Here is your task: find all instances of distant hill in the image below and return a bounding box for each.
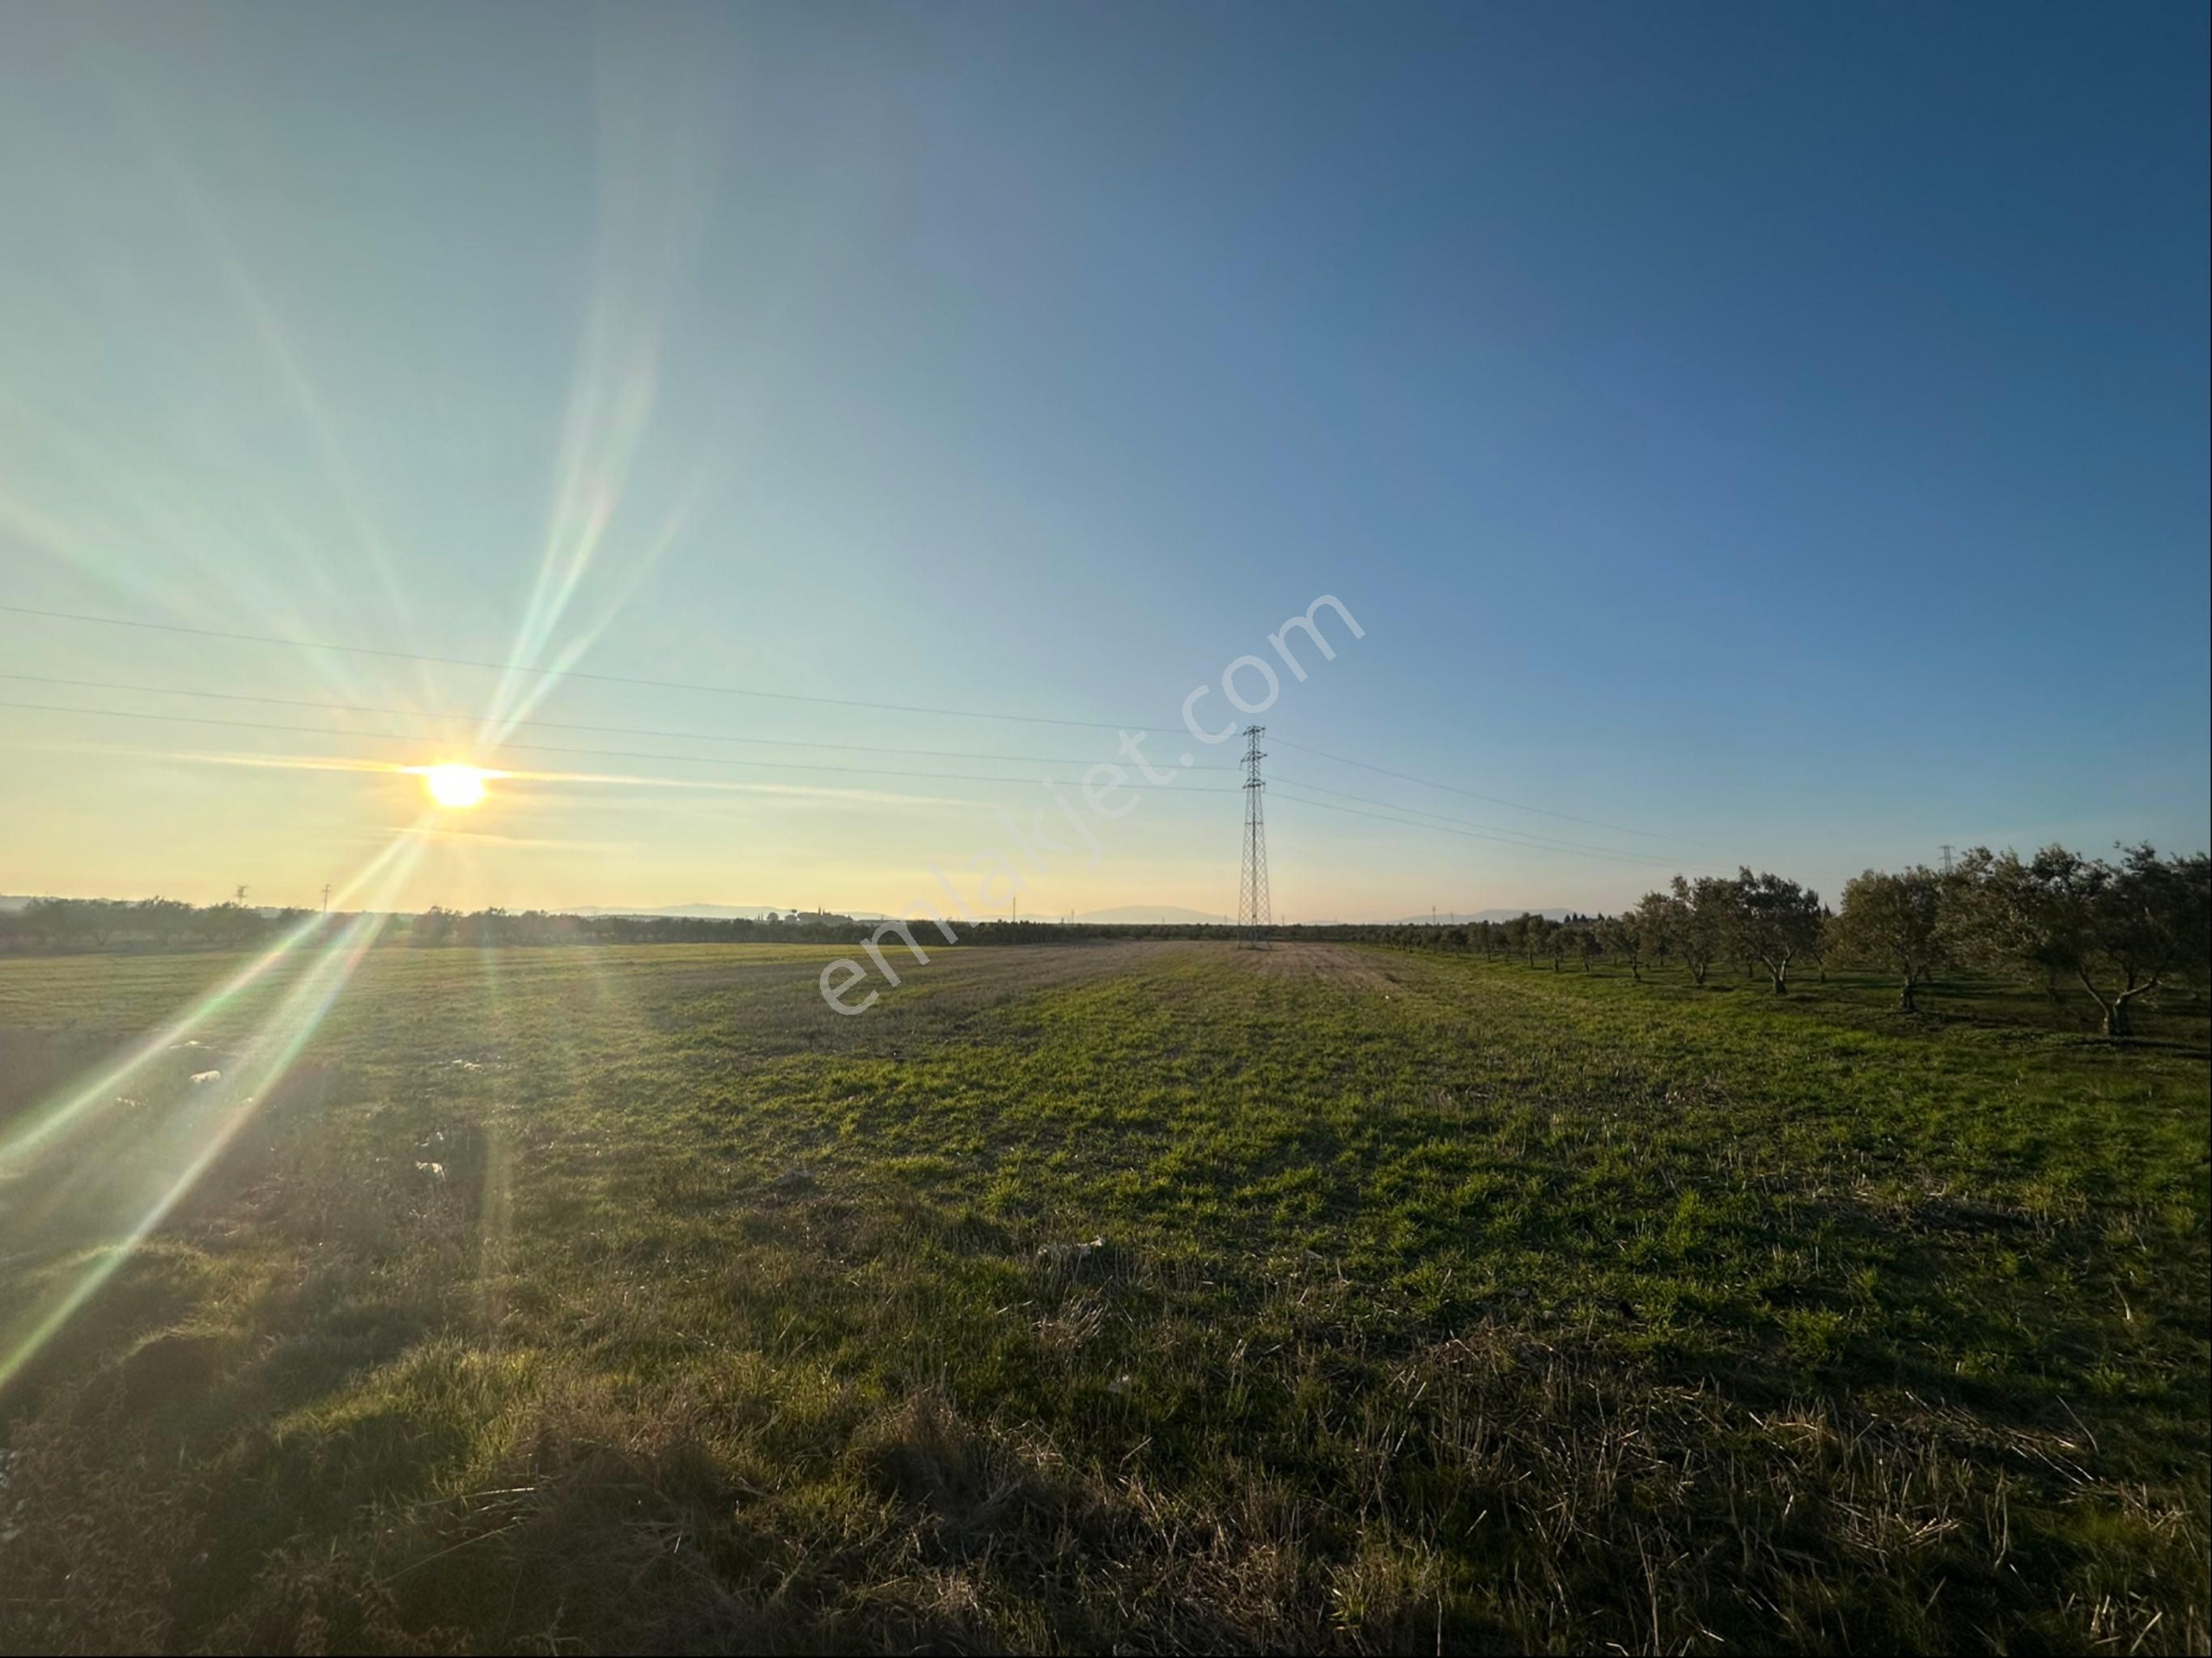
[563,903,888,921]
[1073,905,1233,925]
[563,903,769,918]
[1383,908,1577,925]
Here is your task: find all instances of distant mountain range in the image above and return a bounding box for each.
[1382,909,1577,925]
[563,903,843,920]
[1072,905,1232,925]
[560,902,1242,926]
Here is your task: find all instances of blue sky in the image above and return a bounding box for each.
[1,2,2205,919]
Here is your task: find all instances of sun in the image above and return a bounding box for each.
[421,764,490,809]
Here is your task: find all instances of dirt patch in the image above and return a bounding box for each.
[1239,942,1399,990]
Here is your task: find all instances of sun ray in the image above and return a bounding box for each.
[0,833,426,1394]
[0,827,423,1175]
[108,76,421,640]
[475,50,724,750]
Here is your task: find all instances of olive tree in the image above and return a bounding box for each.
[1670,875,1731,986]
[1507,914,1556,968]
[1948,844,2210,1036]
[1635,889,1683,974]
[1603,910,1648,980]
[1499,914,1529,964]
[1830,866,1948,1011]
[1575,923,1603,973]
[1725,868,1824,994]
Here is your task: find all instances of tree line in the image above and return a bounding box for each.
[6,842,2203,1037]
[0,897,304,953]
[1373,845,2208,1037]
[0,901,878,954]
[0,901,1244,955]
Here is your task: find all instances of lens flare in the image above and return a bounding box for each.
[0,828,428,1396]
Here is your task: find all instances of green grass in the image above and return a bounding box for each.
[0,940,2205,1653]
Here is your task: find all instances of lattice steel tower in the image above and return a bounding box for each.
[1237,724,1271,948]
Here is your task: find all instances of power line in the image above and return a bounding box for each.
[1273,771,1734,868]
[1268,787,1715,871]
[0,605,1720,854]
[0,603,1187,736]
[2,606,1722,852]
[0,697,1730,869]
[0,698,1234,794]
[0,697,1743,884]
[1270,736,1726,850]
[0,671,1242,773]
[1272,787,1701,870]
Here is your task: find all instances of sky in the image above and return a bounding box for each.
[1,1,2205,922]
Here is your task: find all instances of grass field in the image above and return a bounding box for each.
[1,940,2205,1654]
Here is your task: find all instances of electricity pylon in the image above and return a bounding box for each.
[1237,724,1271,948]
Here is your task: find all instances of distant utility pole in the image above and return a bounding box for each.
[1237,724,1271,948]
[321,883,332,914]
[234,884,248,905]
[1938,844,1955,875]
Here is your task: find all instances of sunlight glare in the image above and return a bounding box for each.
[422,764,490,809]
